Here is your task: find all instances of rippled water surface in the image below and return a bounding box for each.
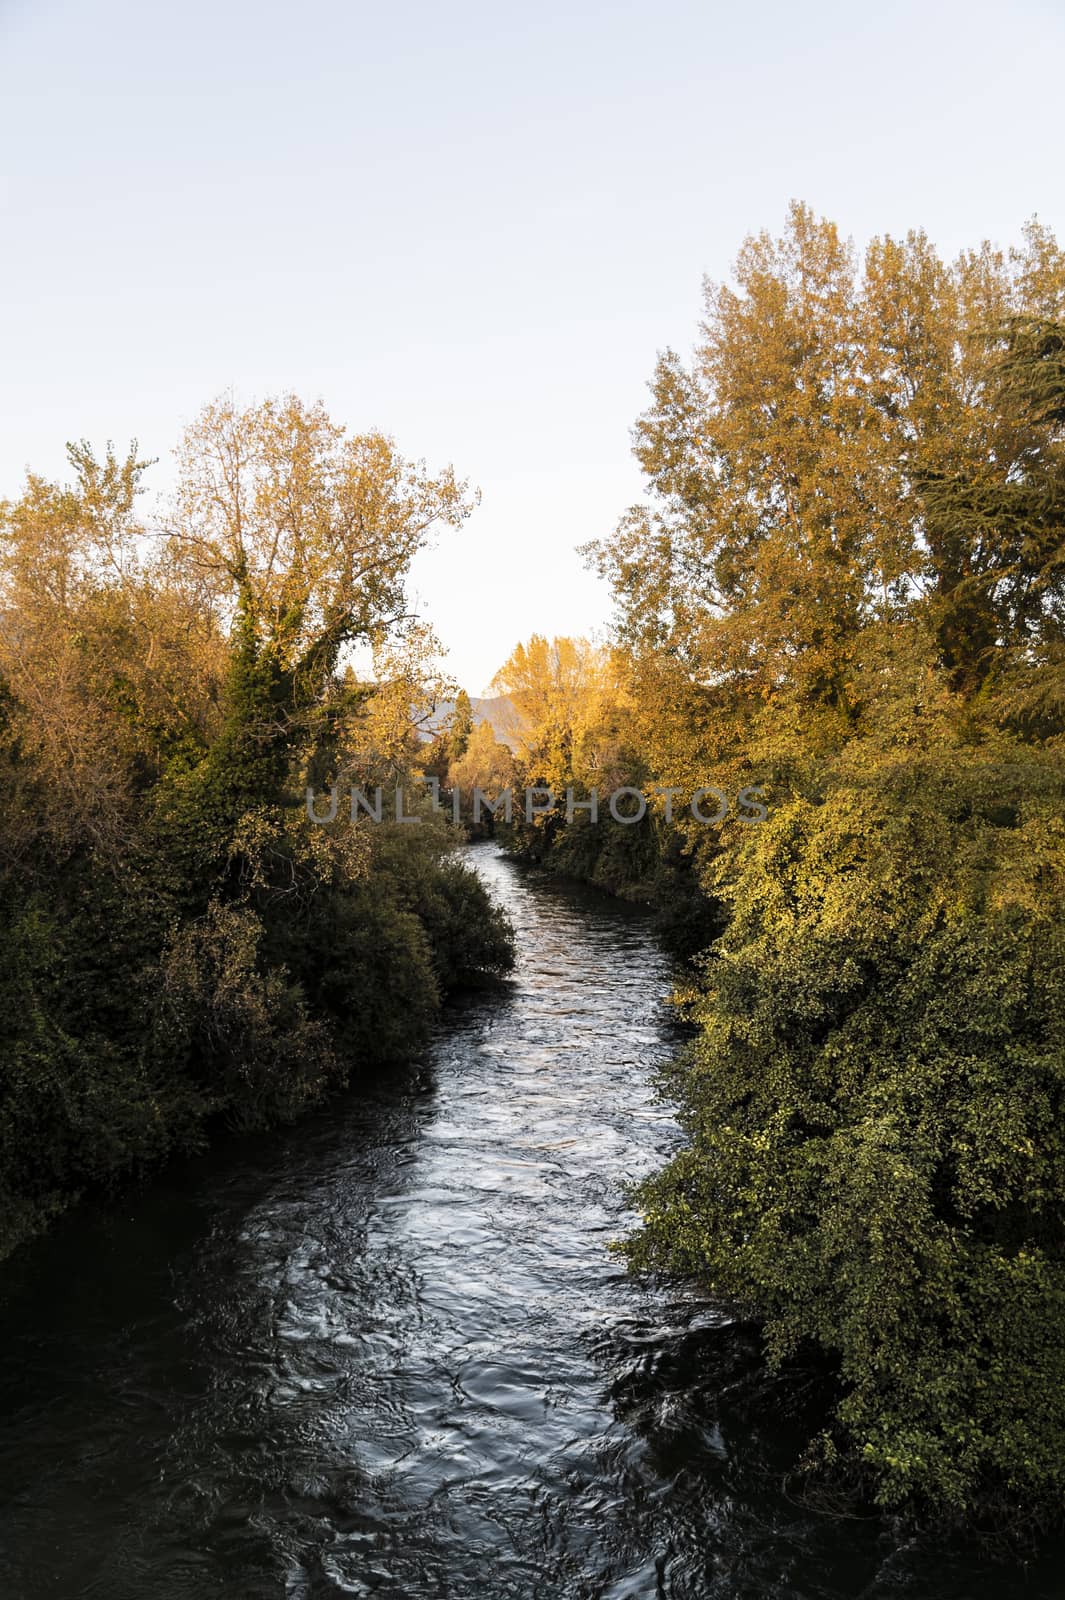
[1,846,1063,1598]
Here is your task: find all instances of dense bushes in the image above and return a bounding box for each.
[624,727,1065,1521]
[0,399,515,1263]
[0,824,512,1261]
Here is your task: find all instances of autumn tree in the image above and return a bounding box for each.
[132,394,473,898]
[447,718,515,820]
[863,222,1065,694]
[489,634,636,795]
[0,443,225,860]
[588,205,1065,769]
[163,395,471,799]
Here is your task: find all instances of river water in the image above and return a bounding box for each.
[0,845,1062,1598]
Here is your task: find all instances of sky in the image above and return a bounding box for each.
[1,0,1063,693]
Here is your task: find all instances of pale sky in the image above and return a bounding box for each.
[2,0,1063,692]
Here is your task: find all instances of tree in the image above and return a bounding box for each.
[589,205,890,720]
[169,395,473,682]
[587,207,1065,749]
[863,224,1065,694]
[449,689,474,762]
[0,442,224,860]
[447,718,515,817]
[155,396,476,874]
[490,634,631,793]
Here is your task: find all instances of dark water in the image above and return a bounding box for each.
[1,845,1062,1599]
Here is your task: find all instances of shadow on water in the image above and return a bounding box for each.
[1,844,1063,1598]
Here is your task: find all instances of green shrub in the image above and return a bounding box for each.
[625,736,1065,1521]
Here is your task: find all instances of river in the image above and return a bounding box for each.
[0,844,1061,1598]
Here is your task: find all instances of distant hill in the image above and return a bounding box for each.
[420,695,524,751]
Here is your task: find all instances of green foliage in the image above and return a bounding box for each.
[0,880,195,1261]
[399,853,516,992]
[625,729,1065,1521]
[156,898,338,1129]
[526,809,654,895]
[449,689,474,762]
